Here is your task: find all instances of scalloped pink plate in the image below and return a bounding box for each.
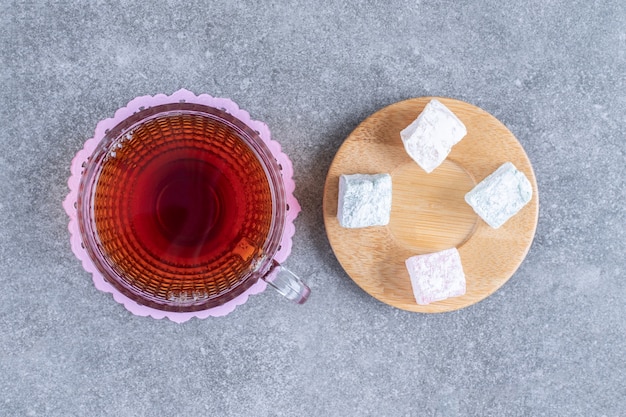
[63,89,300,322]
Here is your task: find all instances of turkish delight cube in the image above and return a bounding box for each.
[400,99,467,173]
[464,162,532,229]
[405,248,466,305]
[337,173,392,228]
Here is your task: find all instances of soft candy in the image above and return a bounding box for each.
[405,248,466,305]
[464,162,532,229]
[400,99,467,173]
[337,173,392,228]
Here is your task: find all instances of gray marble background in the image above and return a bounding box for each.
[1,1,624,416]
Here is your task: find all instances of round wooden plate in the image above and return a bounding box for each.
[323,97,539,312]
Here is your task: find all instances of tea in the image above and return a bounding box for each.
[90,113,275,309]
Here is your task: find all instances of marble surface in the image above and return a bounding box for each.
[1,1,624,416]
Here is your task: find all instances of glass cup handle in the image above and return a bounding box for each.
[262,260,310,304]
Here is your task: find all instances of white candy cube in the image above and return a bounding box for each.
[400,99,467,173]
[337,173,392,228]
[465,162,532,229]
[405,248,466,305]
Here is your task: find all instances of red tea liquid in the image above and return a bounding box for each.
[92,113,274,309]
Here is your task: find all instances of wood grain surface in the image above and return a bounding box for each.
[323,97,539,312]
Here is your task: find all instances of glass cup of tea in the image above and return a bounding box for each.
[74,100,310,313]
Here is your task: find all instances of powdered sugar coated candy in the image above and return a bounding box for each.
[405,248,466,305]
[337,173,392,228]
[400,99,467,173]
[464,162,532,229]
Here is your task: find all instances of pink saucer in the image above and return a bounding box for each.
[63,89,300,322]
